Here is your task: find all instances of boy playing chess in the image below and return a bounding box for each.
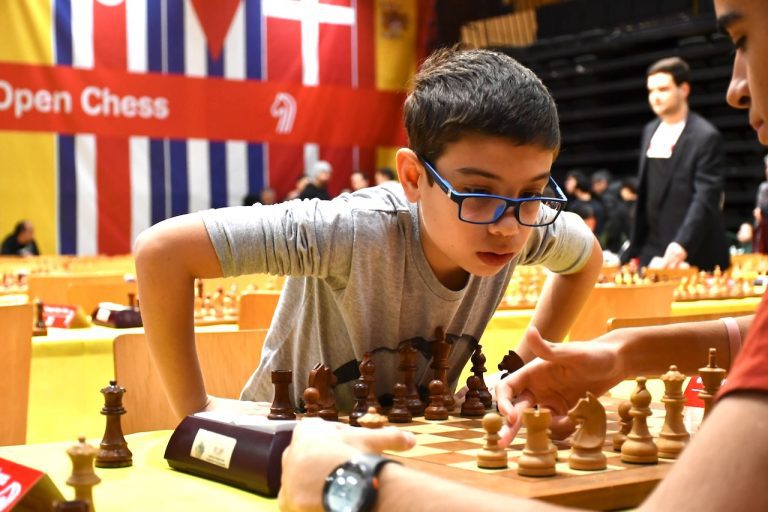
[279,1,768,510]
[134,47,602,417]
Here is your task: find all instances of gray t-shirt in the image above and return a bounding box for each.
[201,182,594,411]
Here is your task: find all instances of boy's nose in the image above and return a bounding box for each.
[486,208,520,237]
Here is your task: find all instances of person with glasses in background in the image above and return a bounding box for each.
[133,47,602,425]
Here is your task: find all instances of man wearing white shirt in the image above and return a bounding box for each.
[623,57,730,271]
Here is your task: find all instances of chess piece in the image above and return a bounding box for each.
[612,400,632,452]
[303,387,320,418]
[33,298,47,336]
[308,363,338,421]
[498,350,525,380]
[460,375,486,418]
[621,377,658,464]
[567,392,607,471]
[657,365,690,459]
[476,412,508,469]
[349,380,370,427]
[358,406,388,429]
[430,327,455,411]
[359,353,379,411]
[471,344,492,409]
[95,380,132,468]
[424,379,448,420]
[67,437,101,511]
[388,383,412,423]
[517,406,557,477]
[698,348,727,419]
[398,343,424,416]
[268,370,296,420]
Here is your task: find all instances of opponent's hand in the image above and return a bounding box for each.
[278,419,415,512]
[495,327,625,446]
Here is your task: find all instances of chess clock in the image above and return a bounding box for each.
[322,454,399,512]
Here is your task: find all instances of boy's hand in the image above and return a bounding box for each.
[495,327,625,446]
[278,419,416,512]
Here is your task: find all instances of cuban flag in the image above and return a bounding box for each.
[50,0,380,255]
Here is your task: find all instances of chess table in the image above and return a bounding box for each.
[383,397,676,511]
[2,394,702,511]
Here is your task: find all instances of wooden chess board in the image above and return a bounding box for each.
[382,398,674,511]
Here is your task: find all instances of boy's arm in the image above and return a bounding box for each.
[134,213,228,418]
[516,237,603,362]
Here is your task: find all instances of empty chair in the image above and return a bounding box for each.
[113,329,268,434]
[0,303,33,445]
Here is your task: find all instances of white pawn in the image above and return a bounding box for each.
[476,413,507,469]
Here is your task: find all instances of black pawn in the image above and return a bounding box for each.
[303,387,320,418]
[388,383,412,423]
[424,380,448,421]
[349,380,370,427]
[460,375,486,417]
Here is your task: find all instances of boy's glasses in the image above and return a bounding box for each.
[417,154,567,227]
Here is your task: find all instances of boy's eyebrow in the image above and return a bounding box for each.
[455,167,551,183]
[717,11,743,33]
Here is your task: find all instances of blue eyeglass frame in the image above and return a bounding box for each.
[416,154,568,226]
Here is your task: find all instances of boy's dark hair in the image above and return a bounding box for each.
[646,57,690,86]
[404,47,560,163]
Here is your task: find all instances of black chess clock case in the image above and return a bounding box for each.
[164,415,295,497]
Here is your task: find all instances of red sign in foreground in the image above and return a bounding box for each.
[0,457,64,511]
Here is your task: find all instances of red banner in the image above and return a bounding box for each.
[0,62,407,147]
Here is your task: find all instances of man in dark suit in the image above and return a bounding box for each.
[623,57,730,271]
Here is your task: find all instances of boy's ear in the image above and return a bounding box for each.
[396,148,424,202]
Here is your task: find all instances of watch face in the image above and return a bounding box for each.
[324,465,368,512]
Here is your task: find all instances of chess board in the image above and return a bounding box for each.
[382,398,675,511]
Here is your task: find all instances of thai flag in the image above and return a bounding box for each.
[52,0,374,255]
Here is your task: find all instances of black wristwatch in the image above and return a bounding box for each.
[322,454,399,512]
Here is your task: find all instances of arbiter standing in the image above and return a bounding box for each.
[623,57,730,271]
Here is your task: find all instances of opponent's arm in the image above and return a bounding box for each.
[640,392,768,512]
[278,419,569,512]
[517,237,603,362]
[134,213,223,418]
[497,315,752,444]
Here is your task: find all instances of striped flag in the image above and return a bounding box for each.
[0,0,425,255]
